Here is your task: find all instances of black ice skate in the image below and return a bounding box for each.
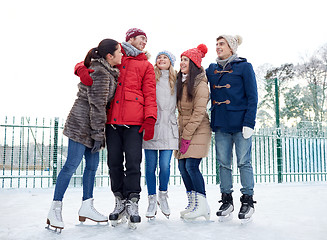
[125,193,141,229]
[109,192,127,227]
[238,194,256,224]
[216,193,234,222]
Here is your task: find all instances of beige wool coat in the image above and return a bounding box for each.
[175,70,211,159]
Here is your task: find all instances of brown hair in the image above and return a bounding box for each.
[84,38,119,68]
[176,59,202,102]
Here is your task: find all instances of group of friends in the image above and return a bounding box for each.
[46,27,258,231]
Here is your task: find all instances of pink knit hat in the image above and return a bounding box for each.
[181,44,208,68]
[125,28,147,42]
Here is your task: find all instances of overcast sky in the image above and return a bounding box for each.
[1,0,327,119]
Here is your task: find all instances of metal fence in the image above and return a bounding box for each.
[0,116,326,188]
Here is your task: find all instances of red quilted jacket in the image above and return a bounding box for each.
[106,46,157,125]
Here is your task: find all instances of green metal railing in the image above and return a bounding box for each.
[0,116,326,188]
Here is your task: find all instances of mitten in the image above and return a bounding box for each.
[138,117,156,141]
[242,126,254,139]
[91,140,102,153]
[74,61,94,86]
[180,138,191,154]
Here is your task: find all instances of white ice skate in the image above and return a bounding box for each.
[183,193,211,221]
[46,201,64,233]
[125,194,141,230]
[158,191,170,219]
[78,198,108,223]
[180,191,195,218]
[109,193,127,227]
[146,194,157,220]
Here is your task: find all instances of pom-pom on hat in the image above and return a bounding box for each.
[125,28,147,42]
[219,35,243,54]
[156,50,176,67]
[181,44,208,68]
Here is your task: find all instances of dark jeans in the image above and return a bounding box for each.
[178,158,206,195]
[106,124,143,199]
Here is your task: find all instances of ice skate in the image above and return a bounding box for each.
[125,193,141,229]
[78,198,108,223]
[238,194,256,224]
[157,191,170,218]
[183,192,211,221]
[45,201,64,233]
[109,192,127,227]
[216,193,234,222]
[146,194,157,220]
[180,191,195,218]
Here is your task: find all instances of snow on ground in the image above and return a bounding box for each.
[1,182,327,240]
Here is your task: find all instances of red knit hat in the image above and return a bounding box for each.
[125,28,147,42]
[181,44,208,68]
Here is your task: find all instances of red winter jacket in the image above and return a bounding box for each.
[107,46,157,125]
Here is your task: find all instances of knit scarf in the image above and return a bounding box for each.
[121,42,143,57]
[216,54,238,69]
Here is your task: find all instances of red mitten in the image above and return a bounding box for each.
[180,138,191,154]
[138,117,156,141]
[74,61,94,86]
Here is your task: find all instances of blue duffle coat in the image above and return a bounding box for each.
[206,57,258,133]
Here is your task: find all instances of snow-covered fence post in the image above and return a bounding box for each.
[52,118,59,185]
[275,78,283,183]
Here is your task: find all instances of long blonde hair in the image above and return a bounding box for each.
[154,64,177,95]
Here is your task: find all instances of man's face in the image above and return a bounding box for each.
[216,38,233,60]
[129,35,147,51]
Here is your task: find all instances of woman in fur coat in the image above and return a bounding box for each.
[46,39,122,232]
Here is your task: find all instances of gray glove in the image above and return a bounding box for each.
[91,140,102,153]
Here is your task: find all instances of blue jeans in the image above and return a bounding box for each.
[178,158,206,195]
[144,149,172,195]
[215,129,254,196]
[53,139,99,201]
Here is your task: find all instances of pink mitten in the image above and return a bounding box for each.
[180,138,191,154]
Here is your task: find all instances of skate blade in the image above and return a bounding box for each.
[240,217,253,225]
[146,216,156,221]
[218,213,233,222]
[45,225,63,234]
[128,221,137,230]
[111,216,127,227]
[161,212,170,219]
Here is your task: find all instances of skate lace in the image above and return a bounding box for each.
[90,204,104,216]
[113,199,125,214]
[147,195,156,212]
[190,198,199,212]
[219,201,232,210]
[159,194,169,210]
[126,200,139,216]
[185,192,193,209]
[54,207,63,222]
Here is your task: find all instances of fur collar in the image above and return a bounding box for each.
[194,68,207,87]
[93,58,120,78]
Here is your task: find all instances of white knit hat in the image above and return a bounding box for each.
[219,35,243,54]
